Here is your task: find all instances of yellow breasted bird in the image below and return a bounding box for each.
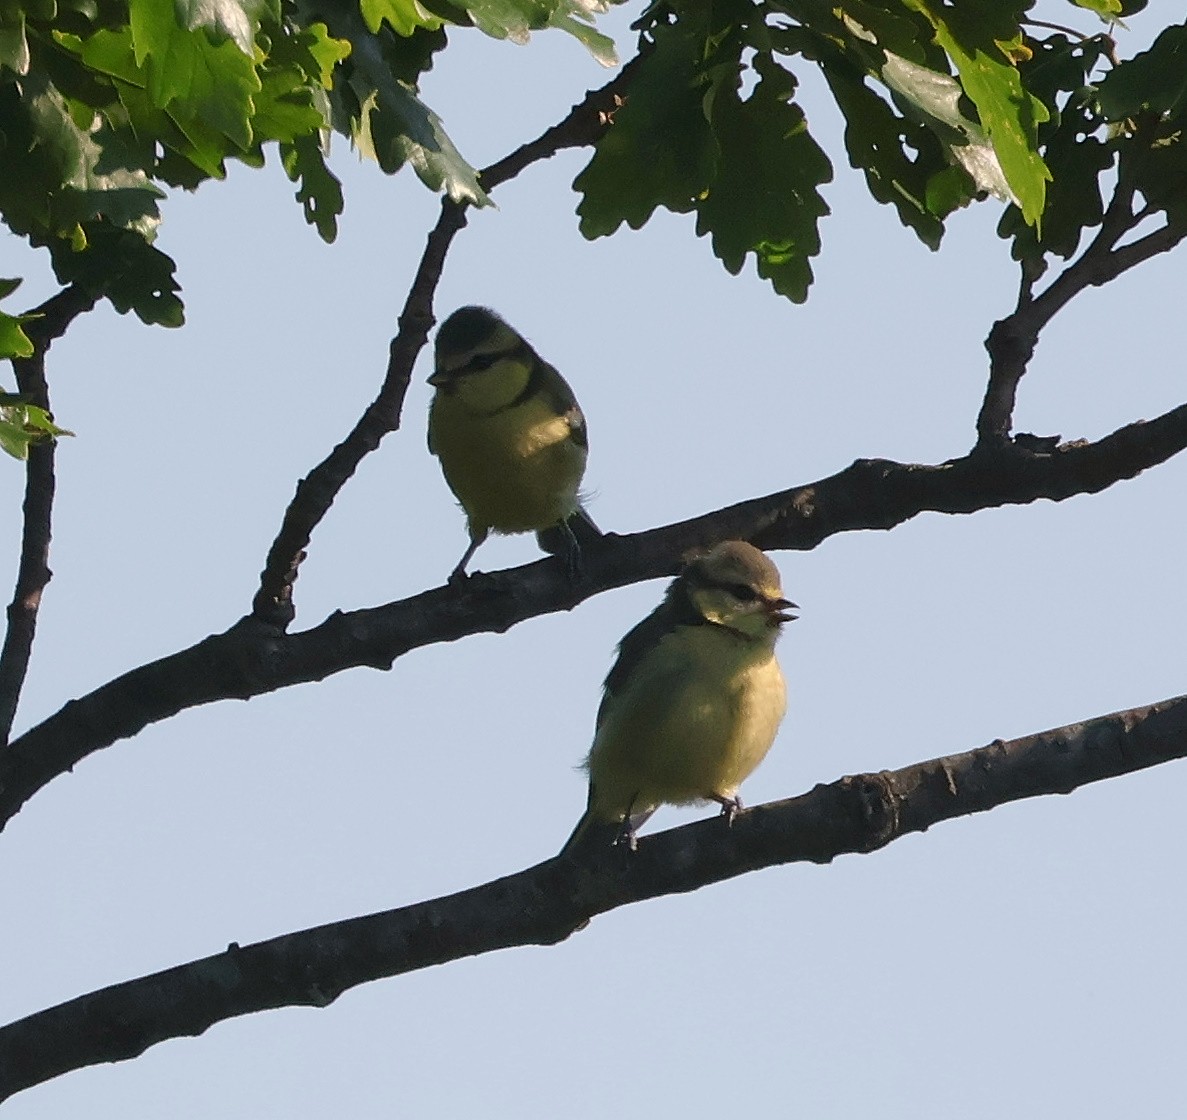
[428,306,596,581]
[561,540,796,855]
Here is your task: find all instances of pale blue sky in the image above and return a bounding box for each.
[3,5,1186,1117]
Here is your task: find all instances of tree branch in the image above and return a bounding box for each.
[249,197,466,627]
[2,401,1185,830]
[250,65,638,628]
[0,286,97,743]
[3,689,1185,1102]
[976,138,1185,448]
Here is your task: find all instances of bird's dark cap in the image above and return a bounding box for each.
[435,306,505,356]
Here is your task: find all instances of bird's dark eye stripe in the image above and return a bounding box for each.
[458,342,526,376]
[698,577,761,602]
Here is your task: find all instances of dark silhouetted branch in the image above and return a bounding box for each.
[0,286,97,742]
[976,137,1186,448]
[3,400,1186,830]
[3,689,1185,1102]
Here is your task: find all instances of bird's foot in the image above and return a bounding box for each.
[613,819,639,852]
[710,794,742,827]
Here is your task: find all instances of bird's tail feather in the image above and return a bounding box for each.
[537,504,602,558]
[558,806,656,858]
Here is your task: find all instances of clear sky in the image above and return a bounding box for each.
[3,4,1186,1117]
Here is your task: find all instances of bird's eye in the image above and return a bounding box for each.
[468,352,499,372]
[730,583,758,602]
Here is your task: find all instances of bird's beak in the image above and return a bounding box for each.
[768,597,798,624]
[427,368,450,387]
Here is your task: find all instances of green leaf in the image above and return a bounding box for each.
[353,79,486,203]
[575,15,719,237]
[0,9,30,74]
[0,280,35,360]
[459,0,616,66]
[881,51,1014,204]
[547,7,615,68]
[55,226,184,326]
[0,315,32,358]
[0,315,33,360]
[252,63,325,141]
[1068,0,1121,15]
[997,33,1114,269]
[820,58,947,248]
[1096,22,1187,122]
[359,0,444,37]
[904,0,1051,224]
[0,400,72,459]
[298,21,352,85]
[128,0,260,149]
[346,27,487,205]
[696,54,831,302]
[281,133,343,241]
[0,417,35,459]
[578,6,831,302]
[18,69,164,236]
[175,0,278,54]
[770,3,967,246]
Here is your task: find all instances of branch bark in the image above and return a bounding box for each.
[0,286,97,742]
[3,689,1184,1103]
[976,131,1186,448]
[2,402,1185,831]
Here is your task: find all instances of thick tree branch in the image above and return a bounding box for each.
[1,402,1185,831]
[0,286,97,743]
[250,65,638,628]
[2,690,1185,1102]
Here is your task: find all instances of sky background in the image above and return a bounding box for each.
[3,3,1187,1117]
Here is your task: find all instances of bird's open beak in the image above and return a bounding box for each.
[768,597,798,624]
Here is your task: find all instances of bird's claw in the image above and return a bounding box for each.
[715,796,742,827]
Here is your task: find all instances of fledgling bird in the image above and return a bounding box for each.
[561,540,796,855]
[428,306,596,581]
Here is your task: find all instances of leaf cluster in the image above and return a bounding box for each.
[574,1,1187,301]
[995,19,1187,278]
[0,0,619,322]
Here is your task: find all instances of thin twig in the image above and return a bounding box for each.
[1022,18,1091,41]
[4,399,1187,831]
[2,688,1184,1101]
[249,198,467,626]
[0,286,97,742]
[251,65,639,628]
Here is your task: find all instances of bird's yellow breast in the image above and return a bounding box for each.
[429,382,584,534]
[586,624,786,821]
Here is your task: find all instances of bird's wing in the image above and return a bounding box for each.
[536,359,588,450]
[596,602,677,730]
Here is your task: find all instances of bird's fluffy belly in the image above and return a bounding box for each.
[432,402,583,532]
[588,631,786,816]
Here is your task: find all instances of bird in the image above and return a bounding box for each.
[428,306,597,581]
[561,540,796,855]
